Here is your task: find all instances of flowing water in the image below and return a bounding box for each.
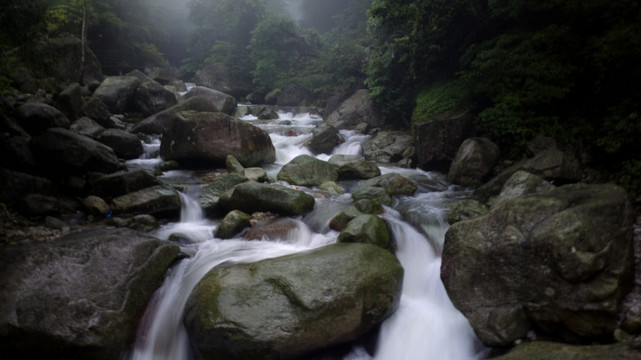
[127,107,487,360]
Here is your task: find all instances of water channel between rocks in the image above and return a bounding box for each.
[126,107,488,360]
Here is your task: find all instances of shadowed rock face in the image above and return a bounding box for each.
[184,243,403,360]
[441,183,634,346]
[160,111,275,168]
[0,228,180,359]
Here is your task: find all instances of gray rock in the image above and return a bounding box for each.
[338,215,391,250]
[357,173,417,196]
[226,155,244,173]
[441,183,634,346]
[90,169,161,199]
[243,167,268,182]
[198,173,248,217]
[54,82,83,119]
[318,181,345,195]
[127,214,160,232]
[490,170,555,206]
[277,155,339,187]
[351,186,393,207]
[184,243,403,360]
[223,182,315,216]
[134,80,178,116]
[362,130,413,164]
[31,128,122,174]
[81,96,112,127]
[112,185,181,219]
[325,89,384,130]
[242,218,300,241]
[82,195,110,216]
[132,96,220,134]
[414,111,474,172]
[329,154,381,180]
[0,228,179,359]
[160,111,275,168]
[70,116,105,138]
[93,76,141,114]
[215,210,251,239]
[0,168,53,203]
[18,194,60,217]
[17,102,70,134]
[491,341,640,360]
[447,137,500,186]
[308,123,342,154]
[183,86,237,115]
[446,199,489,224]
[96,128,143,160]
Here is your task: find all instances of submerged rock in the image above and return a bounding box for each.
[441,183,634,346]
[0,228,179,360]
[184,243,403,360]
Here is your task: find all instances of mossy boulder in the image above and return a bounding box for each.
[131,96,219,134]
[277,155,339,187]
[328,154,381,180]
[223,182,315,216]
[357,173,417,196]
[198,173,248,217]
[215,210,252,239]
[446,199,489,224]
[112,185,181,219]
[184,243,403,360]
[338,215,391,250]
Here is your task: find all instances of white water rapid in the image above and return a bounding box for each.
[127,107,487,360]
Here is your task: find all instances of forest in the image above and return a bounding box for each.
[1,0,640,194]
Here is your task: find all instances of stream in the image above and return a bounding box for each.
[127,107,487,360]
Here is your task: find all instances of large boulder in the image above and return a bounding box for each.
[70,117,105,138]
[489,170,555,207]
[223,182,315,216]
[325,89,384,130]
[183,86,237,115]
[96,129,143,160]
[90,169,161,199]
[328,154,381,180]
[446,137,500,186]
[160,111,275,168]
[111,185,182,218]
[0,168,53,204]
[0,117,35,172]
[277,155,339,187]
[81,96,112,127]
[0,228,179,360]
[441,183,634,346]
[16,102,70,135]
[131,96,219,134]
[54,82,83,119]
[184,243,403,360]
[308,123,342,155]
[414,111,474,172]
[215,210,252,239]
[475,149,582,201]
[93,76,141,114]
[338,215,391,250]
[134,80,178,116]
[362,131,414,165]
[31,128,122,174]
[356,173,418,196]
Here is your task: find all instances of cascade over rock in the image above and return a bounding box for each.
[441,183,634,346]
[184,243,403,360]
[0,228,180,360]
[160,111,275,168]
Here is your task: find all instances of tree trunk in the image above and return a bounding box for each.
[80,0,88,84]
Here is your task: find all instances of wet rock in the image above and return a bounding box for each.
[82,195,110,217]
[325,89,384,130]
[226,154,244,174]
[441,183,634,346]
[414,111,474,172]
[112,185,181,219]
[338,215,391,250]
[446,199,489,225]
[31,128,122,174]
[489,171,555,207]
[134,80,178,116]
[277,155,339,187]
[184,243,403,360]
[160,111,276,168]
[475,149,582,201]
[16,102,70,134]
[96,128,144,160]
[447,137,500,186]
[351,186,393,207]
[242,218,300,241]
[491,341,640,360]
[357,173,417,196]
[329,154,381,180]
[0,228,180,360]
[183,86,237,115]
[223,182,315,216]
[81,96,112,127]
[93,76,141,114]
[54,82,83,119]
[198,173,248,217]
[127,214,160,232]
[69,116,105,138]
[90,169,161,199]
[243,167,268,182]
[330,205,365,231]
[319,181,345,195]
[308,123,342,155]
[215,210,252,239]
[361,131,413,165]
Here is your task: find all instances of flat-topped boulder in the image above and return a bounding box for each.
[277,155,339,186]
[222,182,315,216]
